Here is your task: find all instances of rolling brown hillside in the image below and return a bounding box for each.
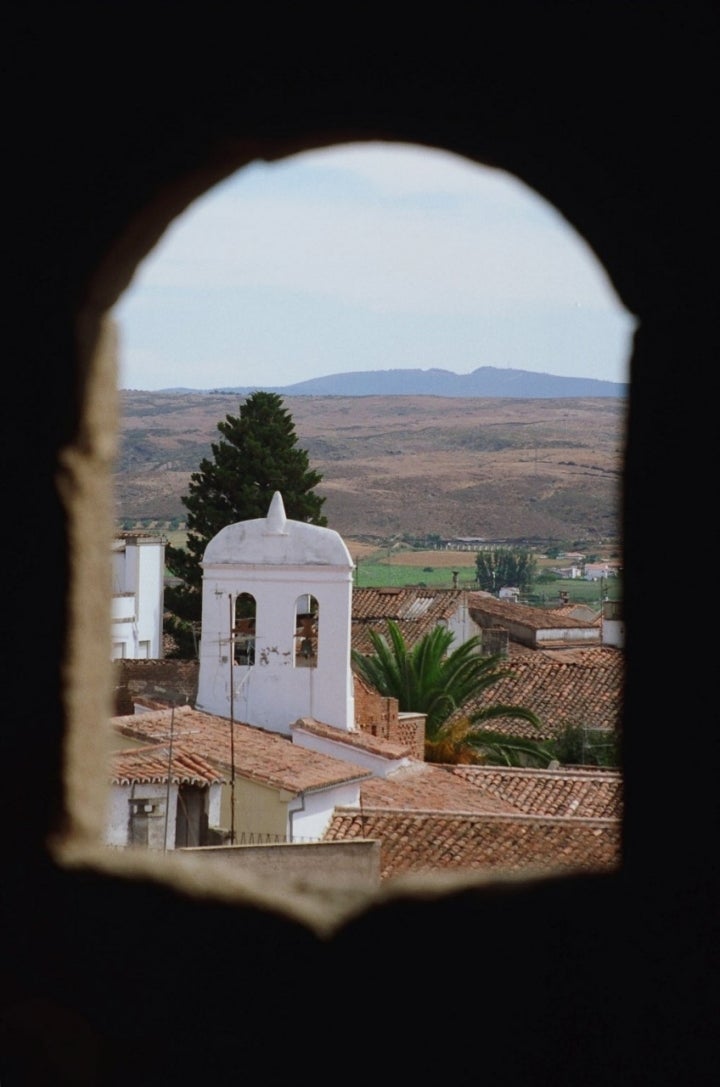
[116,392,626,545]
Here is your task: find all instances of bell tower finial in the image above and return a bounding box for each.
[265,492,287,535]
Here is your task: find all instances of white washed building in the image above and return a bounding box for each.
[105,743,224,850]
[111,532,166,659]
[196,492,356,736]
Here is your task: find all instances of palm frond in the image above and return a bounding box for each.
[352,619,542,760]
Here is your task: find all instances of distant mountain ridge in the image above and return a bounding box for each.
[156,366,627,399]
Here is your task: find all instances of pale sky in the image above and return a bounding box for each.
[115,141,636,391]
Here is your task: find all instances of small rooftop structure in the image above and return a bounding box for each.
[352,586,481,654]
[468,591,603,650]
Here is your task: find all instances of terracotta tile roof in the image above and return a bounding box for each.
[323,808,620,880]
[358,761,519,814]
[111,706,372,796]
[351,587,469,653]
[550,603,602,625]
[291,717,412,759]
[446,765,623,818]
[110,744,225,786]
[467,591,601,632]
[447,644,624,739]
[323,752,622,880]
[353,760,620,819]
[353,586,465,622]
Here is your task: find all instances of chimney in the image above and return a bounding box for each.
[482,628,510,658]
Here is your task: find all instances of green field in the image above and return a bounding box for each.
[355,561,476,590]
[354,559,620,605]
[157,530,620,608]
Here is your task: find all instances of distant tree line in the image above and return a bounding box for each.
[474,547,538,593]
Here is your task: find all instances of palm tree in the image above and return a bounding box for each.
[454,723,556,768]
[351,620,543,764]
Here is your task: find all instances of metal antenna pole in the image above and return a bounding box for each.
[228,594,236,844]
[163,702,175,852]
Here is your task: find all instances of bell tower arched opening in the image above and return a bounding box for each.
[294,594,318,668]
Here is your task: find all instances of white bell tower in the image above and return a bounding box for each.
[196,492,356,735]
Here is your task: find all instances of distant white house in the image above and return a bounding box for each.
[111,532,166,659]
[552,566,582,580]
[584,562,615,581]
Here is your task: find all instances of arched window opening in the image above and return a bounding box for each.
[105,140,630,884]
[232,592,256,665]
[294,593,318,668]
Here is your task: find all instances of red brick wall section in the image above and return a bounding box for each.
[353,675,425,758]
[389,715,426,760]
[353,676,397,734]
[113,659,199,716]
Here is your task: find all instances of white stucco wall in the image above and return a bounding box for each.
[135,538,165,657]
[602,618,625,648]
[105,781,224,848]
[111,536,165,659]
[105,781,176,849]
[207,782,222,829]
[445,600,483,647]
[288,781,361,842]
[535,627,600,646]
[293,728,409,779]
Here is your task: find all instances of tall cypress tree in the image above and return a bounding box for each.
[164,392,326,656]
